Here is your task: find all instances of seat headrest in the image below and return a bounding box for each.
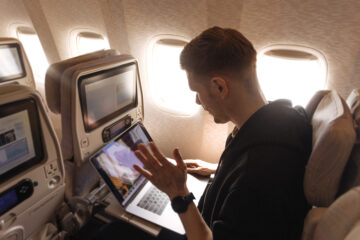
[305,90,331,119]
[338,89,360,195]
[45,49,119,114]
[346,89,360,137]
[313,187,360,240]
[0,38,35,89]
[45,51,141,163]
[304,91,356,207]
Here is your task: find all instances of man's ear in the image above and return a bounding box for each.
[210,77,229,99]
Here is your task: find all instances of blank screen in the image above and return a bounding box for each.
[80,63,138,131]
[0,45,24,81]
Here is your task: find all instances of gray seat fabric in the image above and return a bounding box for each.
[313,186,360,240]
[302,90,356,240]
[338,89,360,195]
[304,90,355,207]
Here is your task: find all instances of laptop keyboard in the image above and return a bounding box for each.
[137,187,169,215]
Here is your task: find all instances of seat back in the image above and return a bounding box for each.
[45,49,119,154]
[312,186,360,240]
[0,84,65,240]
[301,90,356,240]
[338,89,360,195]
[0,38,35,89]
[45,51,144,196]
[304,90,356,207]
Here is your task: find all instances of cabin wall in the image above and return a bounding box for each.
[239,0,360,98]
[36,0,107,60]
[0,0,32,37]
[0,0,359,163]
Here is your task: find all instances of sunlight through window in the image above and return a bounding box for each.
[17,27,49,84]
[257,47,327,107]
[76,32,110,56]
[151,39,199,116]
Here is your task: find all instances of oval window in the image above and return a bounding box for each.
[75,32,110,56]
[150,38,199,116]
[257,46,327,107]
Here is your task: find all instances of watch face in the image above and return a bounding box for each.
[171,192,195,213]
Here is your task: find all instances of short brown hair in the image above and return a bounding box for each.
[180,26,256,77]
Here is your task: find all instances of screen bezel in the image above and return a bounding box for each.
[0,43,26,83]
[0,98,44,183]
[90,121,152,206]
[78,62,138,132]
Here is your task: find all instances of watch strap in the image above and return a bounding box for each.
[171,192,195,213]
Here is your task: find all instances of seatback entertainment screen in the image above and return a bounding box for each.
[0,99,43,182]
[0,43,26,83]
[79,62,138,132]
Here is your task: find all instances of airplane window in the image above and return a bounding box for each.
[17,27,49,84]
[151,38,199,116]
[75,32,110,56]
[257,46,327,107]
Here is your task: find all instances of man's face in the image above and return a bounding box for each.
[187,72,228,124]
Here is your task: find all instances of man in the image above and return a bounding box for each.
[133,26,312,240]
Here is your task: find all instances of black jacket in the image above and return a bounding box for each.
[198,100,312,240]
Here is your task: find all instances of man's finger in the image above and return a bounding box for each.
[134,150,156,173]
[186,168,199,173]
[173,148,186,171]
[138,144,162,169]
[133,164,153,180]
[187,168,211,176]
[185,162,198,168]
[149,142,169,166]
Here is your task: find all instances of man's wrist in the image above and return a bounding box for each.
[169,188,190,200]
[171,192,195,214]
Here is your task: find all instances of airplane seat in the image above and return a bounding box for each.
[0,38,59,150]
[45,49,120,159]
[338,89,360,195]
[45,49,121,198]
[0,38,36,89]
[301,90,356,240]
[304,90,331,119]
[0,84,65,240]
[311,186,360,240]
[45,50,144,199]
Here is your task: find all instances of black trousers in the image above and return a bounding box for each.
[95,220,187,240]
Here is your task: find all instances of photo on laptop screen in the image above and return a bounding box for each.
[93,122,151,203]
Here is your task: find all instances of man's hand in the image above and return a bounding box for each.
[184,159,218,177]
[133,142,189,200]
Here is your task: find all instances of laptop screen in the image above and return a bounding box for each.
[91,122,152,205]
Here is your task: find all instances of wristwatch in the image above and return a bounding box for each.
[171,192,195,213]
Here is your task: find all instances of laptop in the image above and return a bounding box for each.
[90,121,208,234]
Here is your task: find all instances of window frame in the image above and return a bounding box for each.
[72,30,110,57]
[148,35,200,117]
[256,44,328,106]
